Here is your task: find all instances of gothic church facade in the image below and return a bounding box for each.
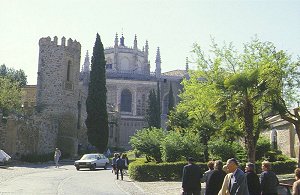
[0,34,187,157]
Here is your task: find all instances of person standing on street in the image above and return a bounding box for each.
[111,153,118,175]
[116,154,125,180]
[245,162,261,195]
[226,158,249,195]
[260,161,279,195]
[54,148,61,168]
[182,157,202,195]
[205,160,226,195]
[202,160,215,183]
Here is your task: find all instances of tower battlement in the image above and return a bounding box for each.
[39,36,81,50]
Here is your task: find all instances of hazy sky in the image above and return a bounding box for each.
[0,0,299,85]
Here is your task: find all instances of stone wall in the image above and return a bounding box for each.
[264,115,298,158]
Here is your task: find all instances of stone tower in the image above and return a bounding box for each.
[36,36,81,156]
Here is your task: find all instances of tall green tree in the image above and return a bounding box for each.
[156,81,161,128]
[85,33,108,152]
[146,89,160,128]
[167,84,174,115]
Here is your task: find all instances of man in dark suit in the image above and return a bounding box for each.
[182,157,202,195]
[245,162,261,195]
[205,160,226,195]
[226,158,249,195]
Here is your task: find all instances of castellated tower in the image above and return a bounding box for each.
[36,36,81,156]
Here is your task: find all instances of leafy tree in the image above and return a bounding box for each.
[269,56,300,166]
[85,33,108,153]
[0,77,22,114]
[0,64,27,87]
[178,37,288,162]
[129,127,166,162]
[167,109,191,131]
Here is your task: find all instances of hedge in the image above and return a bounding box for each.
[128,159,297,182]
[128,160,207,182]
[238,159,297,175]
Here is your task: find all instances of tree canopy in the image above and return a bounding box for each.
[0,77,22,114]
[172,37,297,162]
[0,64,27,87]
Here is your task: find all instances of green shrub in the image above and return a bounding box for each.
[271,160,297,174]
[160,130,204,162]
[208,140,246,162]
[240,159,297,175]
[160,131,185,162]
[128,159,207,181]
[129,127,166,162]
[256,137,272,160]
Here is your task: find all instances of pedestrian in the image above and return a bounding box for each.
[205,160,226,195]
[245,162,261,195]
[218,172,233,195]
[292,168,300,195]
[260,161,279,195]
[226,158,249,195]
[182,157,202,195]
[54,148,61,168]
[202,160,215,183]
[121,153,129,175]
[111,153,118,174]
[116,154,125,180]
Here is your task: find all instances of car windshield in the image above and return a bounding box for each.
[81,154,97,160]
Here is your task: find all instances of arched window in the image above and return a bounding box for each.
[67,60,72,81]
[270,129,278,150]
[121,89,132,112]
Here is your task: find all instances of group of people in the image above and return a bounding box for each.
[182,157,283,195]
[111,153,129,180]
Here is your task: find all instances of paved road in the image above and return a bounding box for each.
[0,164,129,195]
[0,163,205,194]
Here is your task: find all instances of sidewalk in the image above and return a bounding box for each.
[115,174,206,195]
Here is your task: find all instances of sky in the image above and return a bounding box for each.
[0,0,299,85]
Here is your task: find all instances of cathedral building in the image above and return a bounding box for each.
[79,33,188,149]
[0,34,188,157]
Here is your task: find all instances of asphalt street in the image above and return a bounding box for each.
[0,164,129,195]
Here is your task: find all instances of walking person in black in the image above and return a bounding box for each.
[116,154,125,180]
[205,160,226,195]
[245,162,261,195]
[182,157,202,195]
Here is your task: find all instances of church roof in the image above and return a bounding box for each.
[162,69,187,77]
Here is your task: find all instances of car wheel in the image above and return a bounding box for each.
[75,166,80,171]
[90,164,96,171]
[104,163,108,170]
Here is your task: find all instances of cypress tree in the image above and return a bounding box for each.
[85,33,108,153]
[146,89,158,128]
[156,81,161,128]
[167,83,174,115]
